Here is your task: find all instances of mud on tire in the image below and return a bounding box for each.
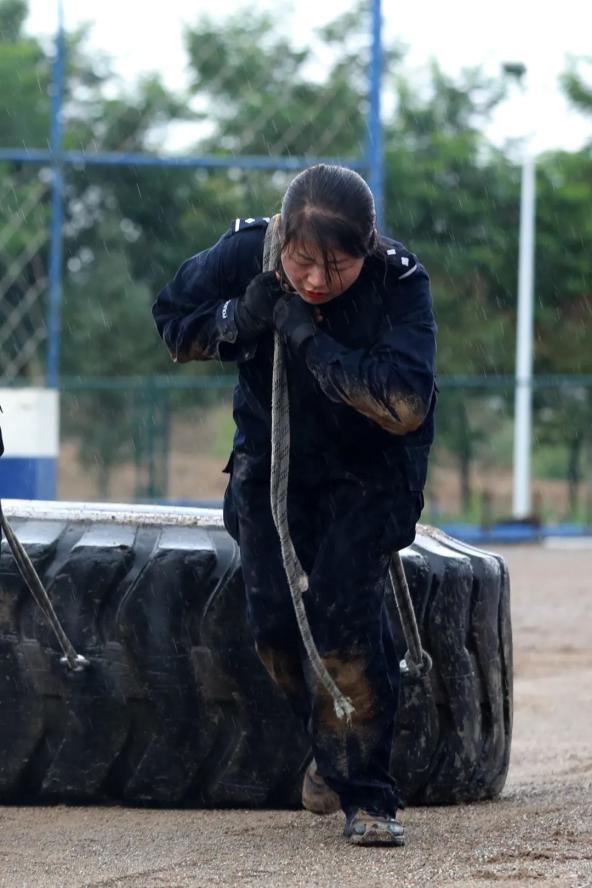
[0,501,512,806]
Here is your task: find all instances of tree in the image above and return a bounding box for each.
[183,5,374,159]
[379,64,521,505]
[534,149,592,374]
[384,64,519,376]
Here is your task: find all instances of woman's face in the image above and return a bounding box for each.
[281,241,364,305]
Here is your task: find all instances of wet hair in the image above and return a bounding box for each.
[279,164,383,286]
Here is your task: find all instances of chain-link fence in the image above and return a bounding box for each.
[59,376,234,503]
[0,167,50,380]
[57,375,592,527]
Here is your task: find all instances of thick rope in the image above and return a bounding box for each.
[389,553,432,677]
[266,216,354,721]
[0,500,89,671]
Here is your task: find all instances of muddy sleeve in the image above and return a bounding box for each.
[303,263,436,436]
[152,225,264,363]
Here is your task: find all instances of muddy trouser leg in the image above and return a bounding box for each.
[227,465,423,817]
[227,471,315,727]
[301,478,423,818]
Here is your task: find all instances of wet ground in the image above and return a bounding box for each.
[0,543,591,887]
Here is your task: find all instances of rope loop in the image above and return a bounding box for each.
[400,649,433,678]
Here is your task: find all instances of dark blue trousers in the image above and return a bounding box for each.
[224,449,423,816]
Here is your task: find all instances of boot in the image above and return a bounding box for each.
[301,759,341,815]
[344,809,405,846]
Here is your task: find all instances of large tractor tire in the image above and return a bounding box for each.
[0,500,512,807]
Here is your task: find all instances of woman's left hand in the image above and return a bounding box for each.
[273,294,318,352]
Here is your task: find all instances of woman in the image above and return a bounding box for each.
[153,164,437,846]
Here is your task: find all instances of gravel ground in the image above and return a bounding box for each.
[0,543,591,888]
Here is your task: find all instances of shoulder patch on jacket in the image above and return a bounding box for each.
[231,216,271,234]
[385,245,418,280]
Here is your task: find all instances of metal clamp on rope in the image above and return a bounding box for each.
[400,649,433,678]
[1,501,91,675]
[60,654,91,672]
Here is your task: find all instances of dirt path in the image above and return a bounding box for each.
[1,543,591,888]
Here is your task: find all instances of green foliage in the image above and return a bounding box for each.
[61,219,165,376]
[385,65,518,375]
[0,30,50,148]
[0,0,26,41]
[184,6,369,157]
[535,150,592,374]
[560,57,592,120]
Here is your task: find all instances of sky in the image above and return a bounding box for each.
[25,0,592,156]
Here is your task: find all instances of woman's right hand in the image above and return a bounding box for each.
[234,271,283,339]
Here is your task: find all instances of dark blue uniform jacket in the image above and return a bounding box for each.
[153,217,437,492]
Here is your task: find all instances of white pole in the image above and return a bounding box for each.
[512,155,536,518]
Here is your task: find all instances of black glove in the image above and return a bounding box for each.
[234,271,282,340]
[273,294,318,352]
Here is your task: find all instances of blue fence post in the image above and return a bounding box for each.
[46,0,65,390]
[367,0,384,232]
[39,0,66,499]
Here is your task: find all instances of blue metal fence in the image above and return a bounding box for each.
[50,373,592,538]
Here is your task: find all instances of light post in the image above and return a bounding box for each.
[503,63,536,520]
